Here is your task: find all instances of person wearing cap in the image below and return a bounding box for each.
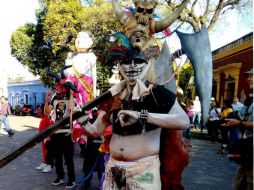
[78,49,189,189]
[224,68,253,190]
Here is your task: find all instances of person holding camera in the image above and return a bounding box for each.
[224,69,253,190]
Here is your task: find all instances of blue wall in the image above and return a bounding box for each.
[7,80,50,109]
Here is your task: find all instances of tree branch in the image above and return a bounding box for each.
[203,0,210,18]
[207,0,224,32]
[191,0,198,15]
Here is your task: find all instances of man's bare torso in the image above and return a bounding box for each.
[110,128,161,161]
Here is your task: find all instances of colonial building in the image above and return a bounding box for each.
[7,80,49,109]
[212,32,253,105]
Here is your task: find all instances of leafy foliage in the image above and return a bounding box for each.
[10,0,121,89]
[10,0,251,91]
[178,62,193,91]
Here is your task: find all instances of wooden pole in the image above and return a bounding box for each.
[0,90,112,169]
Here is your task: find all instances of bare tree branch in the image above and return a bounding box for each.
[191,0,198,15]
[207,0,225,31]
[223,0,240,7]
[203,0,210,18]
[164,0,246,32]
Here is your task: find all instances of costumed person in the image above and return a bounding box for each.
[65,31,97,105]
[45,66,79,189]
[35,104,54,173]
[78,48,190,189]
[106,1,193,189]
[64,31,97,154]
[77,0,213,188]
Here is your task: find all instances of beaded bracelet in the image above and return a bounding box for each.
[139,109,148,133]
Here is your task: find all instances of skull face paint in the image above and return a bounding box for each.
[119,58,148,81]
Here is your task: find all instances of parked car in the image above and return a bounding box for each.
[13,105,22,115]
[21,104,34,115]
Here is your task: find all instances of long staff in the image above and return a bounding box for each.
[0,90,112,169]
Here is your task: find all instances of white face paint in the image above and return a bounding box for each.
[75,31,93,51]
[119,59,148,81]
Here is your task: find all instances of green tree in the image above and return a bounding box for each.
[10,0,120,89]
[10,0,251,90]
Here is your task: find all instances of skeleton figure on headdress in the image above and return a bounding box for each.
[65,31,97,106]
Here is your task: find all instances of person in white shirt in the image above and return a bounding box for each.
[193,96,201,130]
[206,99,221,143]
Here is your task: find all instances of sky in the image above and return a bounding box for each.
[0,0,253,80]
[0,0,39,80]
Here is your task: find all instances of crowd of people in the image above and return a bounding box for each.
[35,100,110,189]
[32,68,252,190]
[205,69,253,190]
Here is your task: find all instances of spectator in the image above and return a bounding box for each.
[187,101,195,129]
[35,104,54,173]
[0,96,15,137]
[225,68,253,190]
[206,99,221,143]
[232,96,245,117]
[229,96,245,142]
[193,96,201,130]
[217,100,234,154]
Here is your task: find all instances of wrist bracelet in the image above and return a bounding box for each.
[139,109,148,124]
[139,109,148,134]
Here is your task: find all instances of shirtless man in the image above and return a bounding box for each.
[78,50,189,189]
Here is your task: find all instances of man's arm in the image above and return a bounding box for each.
[225,118,253,128]
[148,99,190,129]
[80,110,109,137]
[118,99,190,130]
[44,91,53,116]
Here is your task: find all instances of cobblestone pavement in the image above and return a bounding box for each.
[0,115,238,190]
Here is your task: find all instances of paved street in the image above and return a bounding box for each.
[0,115,238,190]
